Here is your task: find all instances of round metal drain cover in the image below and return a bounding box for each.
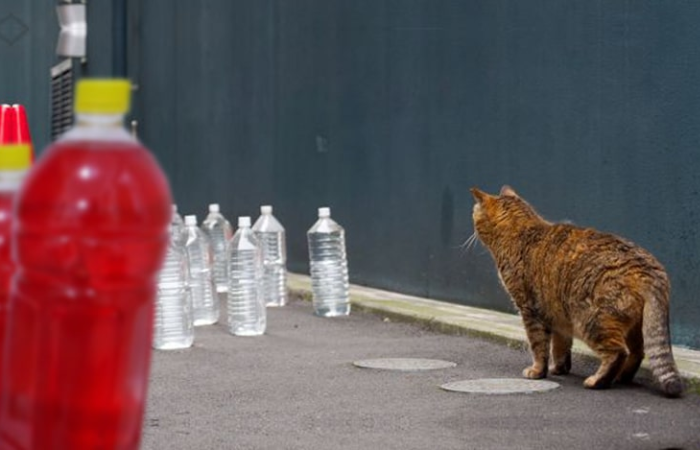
[441,378,560,395]
[353,358,457,371]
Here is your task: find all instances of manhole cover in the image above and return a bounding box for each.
[441,378,560,394]
[353,358,456,371]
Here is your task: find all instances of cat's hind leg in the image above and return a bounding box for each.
[582,320,628,389]
[616,322,644,384]
[550,330,573,375]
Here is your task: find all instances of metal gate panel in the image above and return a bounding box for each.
[50,58,74,141]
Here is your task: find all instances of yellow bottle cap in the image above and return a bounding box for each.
[74,79,132,114]
[0,144,31,170]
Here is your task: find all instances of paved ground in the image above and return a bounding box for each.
[142,281,700,450]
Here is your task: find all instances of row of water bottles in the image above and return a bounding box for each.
[153,203,349,350]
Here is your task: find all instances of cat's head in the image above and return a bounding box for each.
[470,185,544,247]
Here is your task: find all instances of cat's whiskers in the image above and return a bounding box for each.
[459,232,479,254]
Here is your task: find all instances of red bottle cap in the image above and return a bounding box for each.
[0,104,18,144]
[13,104,34,162]
[0,104,32,170]
[12,104,32,144]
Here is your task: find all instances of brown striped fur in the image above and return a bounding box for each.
[471,186,683,397]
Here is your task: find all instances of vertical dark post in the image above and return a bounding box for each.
[112,0,126,77]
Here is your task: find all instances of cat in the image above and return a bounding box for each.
[470,185,683,397]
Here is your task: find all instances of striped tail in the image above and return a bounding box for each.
[642,294,684,397]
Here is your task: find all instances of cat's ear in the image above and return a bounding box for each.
[500,185,518,198]
[470,187,489,204]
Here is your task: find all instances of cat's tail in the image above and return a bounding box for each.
[642,291,684,397]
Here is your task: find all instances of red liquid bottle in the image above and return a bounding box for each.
[9,105,34,163]
[0,104,33,377]
[0,80,172,449]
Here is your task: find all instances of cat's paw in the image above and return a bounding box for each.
[522,366,547,379]
[583,376,611,390]
[550,352,572,375]
[549,363,571,376]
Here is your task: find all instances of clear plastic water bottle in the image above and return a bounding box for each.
[252,205,287,307]
[171,204,189,262]
[184,214,219,325]
[227,216,265,336]
[171,204,185,235]
[307,207,350,317]
[154,222,194,349]
[203,203,233,293]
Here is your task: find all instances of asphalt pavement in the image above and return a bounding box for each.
[142,278,700,450]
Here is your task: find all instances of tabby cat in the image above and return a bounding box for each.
[471,185,683,397]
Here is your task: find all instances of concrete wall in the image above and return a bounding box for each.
[133,1,700,347]
[4,1,699,348]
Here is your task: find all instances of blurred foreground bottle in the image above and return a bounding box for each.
[307,207,350,317]
[0,79,172,449]
[252,205,287,307]
[0,104,33,381]
[0,104,34,162]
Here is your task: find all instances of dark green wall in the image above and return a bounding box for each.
[5,1,700,348]
[131,1,700,348]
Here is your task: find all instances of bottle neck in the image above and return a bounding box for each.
[61,112,133,143]
[75,113,124,128]
[0,169,27,191]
